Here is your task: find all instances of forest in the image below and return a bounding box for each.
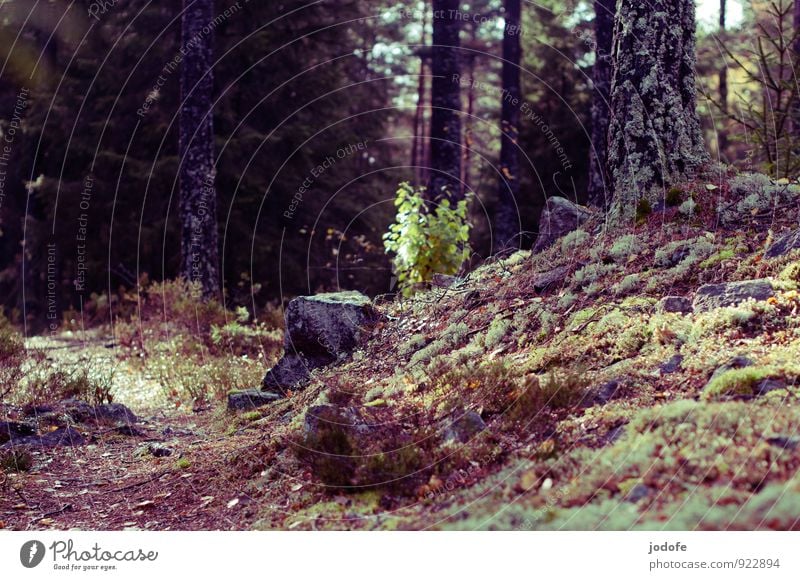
[2,0,800,536]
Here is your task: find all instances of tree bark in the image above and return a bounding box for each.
[179,0,220,299]
[793,0,800,139]
[586,0,615,210]
[495,0,521,250]
[428,0,462,201]
[607,0,708,223]
[412,5,429,184]
[718,0,728,156]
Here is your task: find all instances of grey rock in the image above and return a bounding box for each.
[656,296,693,314]
[757,378,787,396]
[227,389,282,412]
[64,400,137,425]
[443,411,486,443]
[1,426,85,450]
[766,229,800,259]
[659,354,684,374]
[431,273,458,288]
[603,424,626,445]
[263,291,377,395]
[262,354,316,394]
[766,436,800,450]
[708,356,754,383]
[95,403,138,425]
[146,443,173,457]
[693,280,774,312]
[532,265,571,293]
[532,197,593,254]
[626,484,654,503]
[0,421,36,444]
[581,379,621,407]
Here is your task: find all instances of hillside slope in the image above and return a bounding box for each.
[4,170,800,531]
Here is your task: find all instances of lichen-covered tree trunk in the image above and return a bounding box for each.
[607,0,708,222]
[586,0,616,209]
[495,0,522,251]
[428,0,462,201]
[179,0,220,299]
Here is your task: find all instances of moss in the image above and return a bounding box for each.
[665,186,684,206]
[701,366,776,400]
[175,457,192,469]
[609,234,642,263]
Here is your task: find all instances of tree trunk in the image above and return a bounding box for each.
[607,0,708,223]
[428,0,462,201]
[718,0,728,156]
[793,0,800,140]
[412,6,429,184]
[179,0,220,299]
[495,0,521,250]
[586,0,615,209]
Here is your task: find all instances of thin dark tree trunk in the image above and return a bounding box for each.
[793,0,800,139]
[412,6,429,184]
[179,0,220,299]
[428,0,462,201]
[586,0,615,209]
[495,0,521,250]
[607,0,708,223]
[718,0,729,155]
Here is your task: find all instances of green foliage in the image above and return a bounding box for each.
[560,229,590,254]
[383,183,472,296]
[665,186,684,206]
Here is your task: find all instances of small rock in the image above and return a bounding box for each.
[443,411,486,443]
[1,426,85,450]
[113,425,143,437]
[581,379,621,407]
[532,197,593,254]
[603,424,626,445]
[659,354,684,375]
[431,273,458,288]
[766,436,800,450]
[757,378,787,396]
[532,265,571,293]
[693,280,774,312]
[766,229,800,258]
[227,389,282,411]
[656,296,693,314]
[95,403,138,425]
[708,356,754,383]
[0,421,36,444]
[146,443,173,457]
[626,484,653,503]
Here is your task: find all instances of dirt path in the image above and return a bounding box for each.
[1,335,268,531]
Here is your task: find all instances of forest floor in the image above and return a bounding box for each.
[5,170,800,530]
[1,335,269,531]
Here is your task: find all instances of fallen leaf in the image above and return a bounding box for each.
[227,498,239,509]
[134,500,155,509]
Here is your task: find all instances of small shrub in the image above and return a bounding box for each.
[383,182,472,296]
